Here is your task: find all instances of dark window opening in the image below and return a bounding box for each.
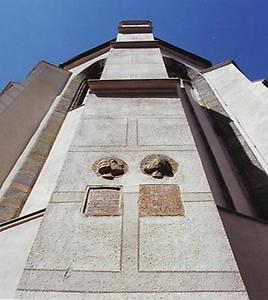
[163,56,190,80]
[69,58,106,110]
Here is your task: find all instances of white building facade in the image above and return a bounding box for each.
[1,20,268,299]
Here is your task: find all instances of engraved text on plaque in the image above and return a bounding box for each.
[82,186,122,216]
[139,184,184,216]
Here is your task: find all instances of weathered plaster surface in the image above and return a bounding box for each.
[16,291,249,299]
[101,48,168,79]
[74,118,128,147]
[16,92,247,298]
[26,203,122,271]
[0,218,42,299]
[140,202,238,272]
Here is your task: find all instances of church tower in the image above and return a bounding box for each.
[1,20,268,299]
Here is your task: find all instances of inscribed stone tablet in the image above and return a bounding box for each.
[139,184,184,216]
[82,186,122,216]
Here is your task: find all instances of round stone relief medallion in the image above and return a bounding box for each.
[140,154,178,179]
[92,157,128,180]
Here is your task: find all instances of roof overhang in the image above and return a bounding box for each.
[59,37,212,71]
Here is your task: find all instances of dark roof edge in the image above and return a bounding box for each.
[59,37,212,70]
[156,37,212,68]
[59,38,116,69]
[261,79,268,88]
[1,60,70,96]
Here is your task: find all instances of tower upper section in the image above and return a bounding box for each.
[117,20,154,41]
[118,20,153,33]
[100,20,168,80]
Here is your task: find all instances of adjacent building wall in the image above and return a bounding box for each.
[219,209,268,300]
[203,62,268,174]
[0,61,70,187]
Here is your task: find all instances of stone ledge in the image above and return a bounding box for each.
[118,26,152,34]
[0,208,45,232]
[15,291,249,299]
[88,79,178,97]
[111,41,159,49]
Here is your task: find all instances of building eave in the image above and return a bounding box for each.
[59,38,116,70]
[59,37,213,71]
[156,37,212,69]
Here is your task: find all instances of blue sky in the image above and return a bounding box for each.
[0,0,267,91]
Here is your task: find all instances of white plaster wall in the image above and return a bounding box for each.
[13,33,248,298]
[16,93,248,298]
[0,218,42,298]
[101,48,168,79]
[0,106,84,298]
[15,291,249,299]
[204,63,268,173]
[22,106,84,214]
[249,81,268,106]
[0,66,87,298]
[0,50,119,297]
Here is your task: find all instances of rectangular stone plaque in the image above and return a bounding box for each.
[82,186,122,216]
[139,184,184,216]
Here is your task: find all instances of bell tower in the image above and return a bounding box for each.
[11,20,249,298]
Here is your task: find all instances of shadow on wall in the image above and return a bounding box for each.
[163,57,191,80]
[219,208,268,300]
[208,109,268,220]
[164,55,268,221]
